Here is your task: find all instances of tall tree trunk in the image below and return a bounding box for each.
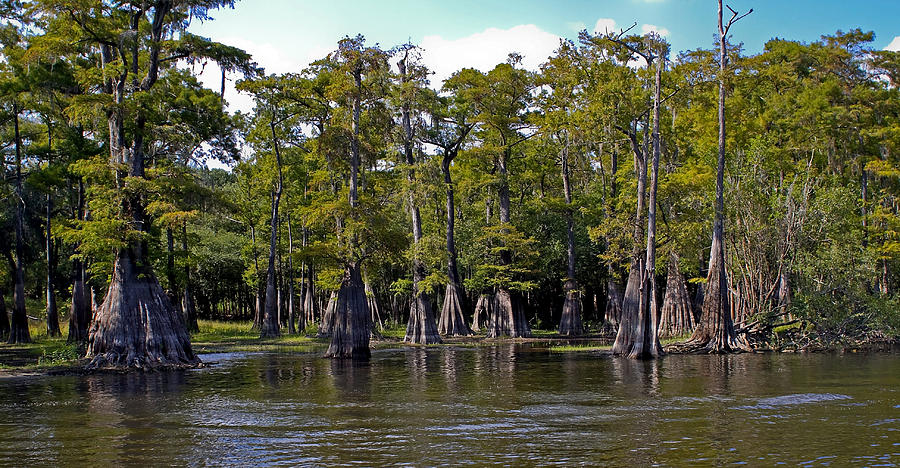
[399,56,441,345]
[260,117,284,338]
[45,193,60,337]
[287,215,297,334]
[438,150,473,336]
[250,225,263,330]
[181,223,199,333]
[612,100,660,358]
[486,147,531,338]
[687,0,746,353]
[87,8,198,368]
[67,180,90,343]
[326,64,370,358]
[301,226,315,329]
[558,135,583,336]
[9,102,30,344]
[605,142,624,331]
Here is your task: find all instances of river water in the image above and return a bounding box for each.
[0,345,898,466]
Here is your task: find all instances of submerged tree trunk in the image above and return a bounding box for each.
[87,13,198,368]
[687,0,748,353]
[558,137,583,336]
[438,149,473,336]
[260,117,285,339]
[9,102,30,344]
[612,43,664,359]
[399,54,441,345]
[326,63,370,358]
[87,251,199,369]
[325,264,370,358]
[487,148,532,338]
[659,253,696,337]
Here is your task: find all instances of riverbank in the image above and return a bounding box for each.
[1,319,896,375]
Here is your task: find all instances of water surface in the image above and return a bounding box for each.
[0,345,898,466]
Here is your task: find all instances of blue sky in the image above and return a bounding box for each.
[189,0,900,114]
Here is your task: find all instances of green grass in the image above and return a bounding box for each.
[548,344,612,352]
[191,320,326,354]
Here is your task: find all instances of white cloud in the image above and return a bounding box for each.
[594,18,617,35]
[420,24,560,87]
[641,23,670,37]
[192,36,331,114]
[886,36,900,51]
[567,21,587,32]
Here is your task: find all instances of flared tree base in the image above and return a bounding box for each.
[404,292,442,345]
[611,264,662,360]
[438,282,473,336]
[485,289,532,338]
[324,265,371,359]
[86,253,199,370]
[558,283,583,336]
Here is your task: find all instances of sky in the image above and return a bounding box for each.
[187,0,900,167]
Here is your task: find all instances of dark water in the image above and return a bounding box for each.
[0,345,898,466]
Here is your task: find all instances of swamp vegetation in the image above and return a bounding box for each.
[0,0,899,373]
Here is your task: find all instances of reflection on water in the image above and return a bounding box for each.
[0,345,898,466]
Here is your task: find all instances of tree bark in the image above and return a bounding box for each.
[260,117,284,338]
[327,62,370,358]
[87,3,198,368]
[68,180,90,343]
[486,147,532,338]
[612,73,661,358]
[687,0,745,353]
[9,101,31,344]
[438,149,474,336]
[659,253,696,337]
[399,55,441,345]
[558,136,583,336]
[286,215,297,334]
[181,223,198,333]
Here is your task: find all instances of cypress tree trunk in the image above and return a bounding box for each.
[86,8,198,369]
[558,136,583,336]
[659,253,696,337]
[318,291,337,337]
[181,223,199,333]
[286,215,297,334]
[486,148,531,338]
[326,62,370,358]
[67,180,90,343]
[399,54,441,345]
[67,259,91,343]
[438,150,473,336]
[612,123,656,357]
[687,0,748,353]
[45,194,60,337]
[260,117,284,339]
[471,294,493,332]
[9,102,30,344]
